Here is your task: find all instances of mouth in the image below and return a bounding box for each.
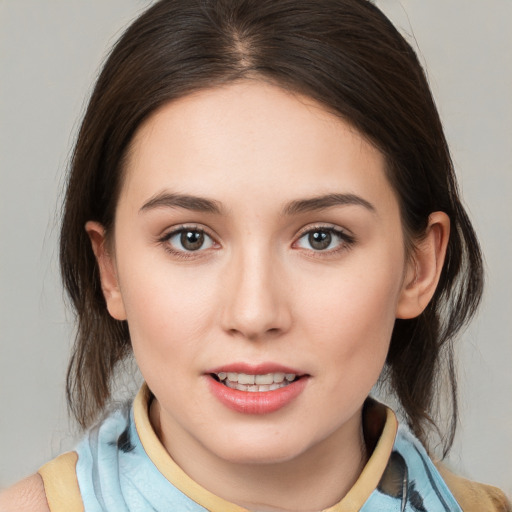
[210,371,301,392]
[206,365,309,414]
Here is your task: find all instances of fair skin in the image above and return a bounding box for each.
[0,474,49,511]
[0,81,449,511]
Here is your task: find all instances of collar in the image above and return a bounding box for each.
[133,383,398,512]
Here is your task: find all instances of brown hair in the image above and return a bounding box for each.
[60,0,483,454]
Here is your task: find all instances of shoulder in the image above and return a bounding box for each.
[436,464,512,512]
[37,451,83,512]
[0,474,50,512]
[0,451,84,512]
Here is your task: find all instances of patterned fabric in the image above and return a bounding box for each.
[75,405,205,511]
[362,428,461,511]
[72,391,463,511]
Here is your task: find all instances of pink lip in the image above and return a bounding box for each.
[205,362,309,415]
[206,362,304,375]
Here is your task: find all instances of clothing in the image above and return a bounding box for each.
[38,385,511,511]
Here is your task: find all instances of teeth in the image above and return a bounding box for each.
[220,372,296,384]
[255,374,274,385]
[216,371,299,391]
[273,372,285,383]
[225,380,291,392]
[238,374,255,385]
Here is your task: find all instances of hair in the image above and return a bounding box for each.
[60,0,483,455]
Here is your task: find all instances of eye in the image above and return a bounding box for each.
[163,228,215,253]
[295,227,354,252]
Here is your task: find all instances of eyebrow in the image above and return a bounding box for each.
[283,193,376,216]
[139,191,375,217]
[139,192,222,214]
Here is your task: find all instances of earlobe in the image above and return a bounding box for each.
[396,212,450,319]
[85,221,127,321]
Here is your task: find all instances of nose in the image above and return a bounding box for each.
[220,245,292,341]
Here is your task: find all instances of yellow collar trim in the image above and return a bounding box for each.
[133,384,397,512]
[325,405,397,512]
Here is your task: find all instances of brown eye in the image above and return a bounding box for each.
[181,230,205,251]
[308,230,332,250]
[164,228,214,253]
[295,227,355,253]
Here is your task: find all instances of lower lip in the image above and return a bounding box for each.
[206,375,308,414]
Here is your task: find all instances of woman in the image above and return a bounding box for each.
[1,0,510,510]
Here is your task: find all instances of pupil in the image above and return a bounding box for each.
[181,230,204,251]
[309,230,331,250]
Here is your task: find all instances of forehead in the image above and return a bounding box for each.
[122,80,395,212]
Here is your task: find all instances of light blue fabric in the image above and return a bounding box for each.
[74,401,462,511]
[360,426,462,511]
[75,404,204,511]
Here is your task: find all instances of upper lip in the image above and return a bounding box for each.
[206,362,306,376]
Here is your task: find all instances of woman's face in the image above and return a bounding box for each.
[96,81,414,467]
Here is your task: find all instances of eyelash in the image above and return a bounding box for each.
[158,225,218,259]
[158,224,356,259]
[293,225,356,256]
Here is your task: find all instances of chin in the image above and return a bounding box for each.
[210,430,314,466]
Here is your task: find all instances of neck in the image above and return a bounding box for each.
[150,400,368,512]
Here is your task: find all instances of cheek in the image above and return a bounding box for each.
[297,255,403,374]
[116,256,218,363]
[122,274,218,400]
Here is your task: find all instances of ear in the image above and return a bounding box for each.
[396,212,450,319]
[85,221,127,321]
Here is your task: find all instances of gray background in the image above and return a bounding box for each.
[1,0,511,496]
